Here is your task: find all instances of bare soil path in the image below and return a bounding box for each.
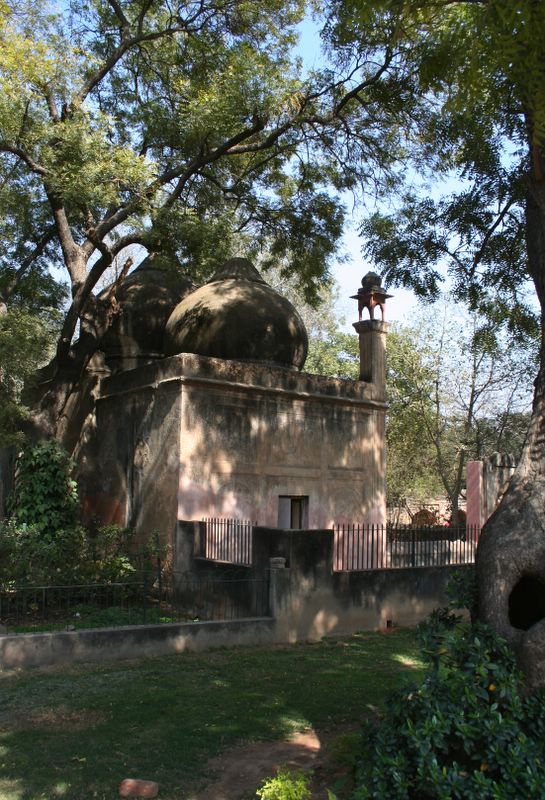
[188,724,358,800]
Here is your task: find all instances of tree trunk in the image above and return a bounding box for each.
[476,184,545,689]
[23,293,113,448]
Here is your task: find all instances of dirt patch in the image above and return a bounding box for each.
[189,725,359,800]
[2,705,106,731]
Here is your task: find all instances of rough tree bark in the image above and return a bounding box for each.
[477,175,545,690]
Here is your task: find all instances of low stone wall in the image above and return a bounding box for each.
[0,617,275,670]
[0,522,472,670]
[270,564,467,642]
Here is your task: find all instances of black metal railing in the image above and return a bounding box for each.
[332,524,480,571]
[0,572,269,633]
[200,518,254,565]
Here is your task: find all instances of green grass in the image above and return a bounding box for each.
[0,630,424,800]
[11,605,181,633]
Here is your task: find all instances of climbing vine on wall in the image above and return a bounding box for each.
[9,440,79,534]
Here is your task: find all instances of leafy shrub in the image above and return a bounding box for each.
[84,524,136,582]
[0,519,142,588]
[4,442,142,586]
[353,621,545,799]
[9,440,78,534]
[256,769,312,800]
[0,518,87,586]
[445,568,478,620]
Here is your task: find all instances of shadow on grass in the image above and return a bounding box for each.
[0,630,424,800]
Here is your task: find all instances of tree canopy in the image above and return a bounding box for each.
[304,298,535,518]
[0,0,437,445]
[323,0,545,679]
[324,0,544,338]
[0,0,420,362]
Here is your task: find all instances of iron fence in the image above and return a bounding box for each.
[0,572,269,633]
[333,524,480,571]
[200,518,254,565]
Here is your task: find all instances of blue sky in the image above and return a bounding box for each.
[295,16,420,327]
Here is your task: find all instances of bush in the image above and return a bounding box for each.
[4,441,141,587]
[0,519,142,588]
[256,770,312,800]
[445,568,478,621]
[84,523,137,582]
[353,620,545,799]
[0,518,87,587]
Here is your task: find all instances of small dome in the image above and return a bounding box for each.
[164,258,308,369]
[361,271,383,292]
[99,254,194,362]
[208,256,267,283]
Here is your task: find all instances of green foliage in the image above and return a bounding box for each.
[85,523,137,582]
[325,0,545,339]
[0,518,140,588]
[9,440,79,534]
[0,0,434,393]
[306,330,359,379]
[0,516,142,588]
[0,0,355,329]
[386,304,534,513]
[386,325,444,507]
[353,621,545,799]
[303,297,533,513]
[0,308,58,446]
[0,518,87,586]
[445,569,479,621]
[256,769,312,800]
[4,442,140,586]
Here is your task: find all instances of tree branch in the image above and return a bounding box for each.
[45,188,86,288]
[0,143,47,176]
[0,225,57,305]
[471,195,517,273]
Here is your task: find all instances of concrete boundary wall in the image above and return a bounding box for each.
[269,565,466,642]
[0,618,275,670]
[0,564,472,670]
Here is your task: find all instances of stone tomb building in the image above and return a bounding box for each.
[76,258,388,542]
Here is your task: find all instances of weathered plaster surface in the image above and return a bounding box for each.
[81,353,387,545]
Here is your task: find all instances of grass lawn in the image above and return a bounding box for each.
[0,629,424,800]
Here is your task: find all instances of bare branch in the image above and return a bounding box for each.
[45,188,87,287]
[57,248,113,360]
[471,195,517,274]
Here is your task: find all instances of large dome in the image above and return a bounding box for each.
[164,258,308,369]
[99,253,194,364]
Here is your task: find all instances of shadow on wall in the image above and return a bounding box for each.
[79,378,183,550]
[179,522,462,644]
[175,362,386,528]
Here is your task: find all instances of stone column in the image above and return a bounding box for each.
[466,460,484,529]
[466,454,516,529]
[353,319,389,398]
[268,557,291,621]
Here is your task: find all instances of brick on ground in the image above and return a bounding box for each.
[119,778,159,798]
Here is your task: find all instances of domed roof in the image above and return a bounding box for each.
[164,258,308,369]
[99,253,194,361]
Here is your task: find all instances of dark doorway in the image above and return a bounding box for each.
[278,496,309,529]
